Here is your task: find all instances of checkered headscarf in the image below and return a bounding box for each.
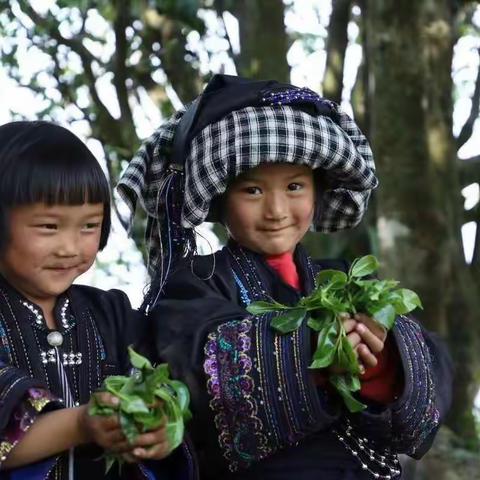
[117,75,378,298]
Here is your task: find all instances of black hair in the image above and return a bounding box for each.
[0,121,111,251]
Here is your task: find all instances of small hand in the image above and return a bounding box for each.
[129,424,171,461]
[83,392,130,453]
[354,313,387,370]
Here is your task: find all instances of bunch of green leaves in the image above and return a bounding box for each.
[246,255,422,413]
[89,347,192,472]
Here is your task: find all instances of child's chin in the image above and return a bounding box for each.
[259,244,293,256]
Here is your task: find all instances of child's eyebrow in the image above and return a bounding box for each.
[236,174,263,183]
[286,172,310,180]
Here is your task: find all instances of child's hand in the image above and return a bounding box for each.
[82,392,131,453]
[335,313,387,374]
[127,424,171,461]
[353,313,387,370]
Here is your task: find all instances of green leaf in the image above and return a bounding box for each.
[369,303,397,330]
[119,411,140,444]
[315,270,348,288]
[88,350,192,472]
[319,292,349,314]
[271,308,307,334]
[329,374,366,413]
[391,288,423,314]
[120,396,149,414]
[134,407,164,431]
[309,320,338,369]
[246,300,288,315]
[307,309,334,331]
[343,373,361,392]
[335,336,361,374]
[169,380,191,414]
[349,255,379,278]
[128,347,153,371]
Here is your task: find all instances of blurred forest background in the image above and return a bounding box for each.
[0,0,479,478]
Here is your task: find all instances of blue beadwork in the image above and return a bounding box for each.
[232,270,251,306]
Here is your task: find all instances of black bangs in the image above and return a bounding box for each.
[0,121,111,249]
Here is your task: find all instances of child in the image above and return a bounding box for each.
[0,121,197,479]
[118,75,453,480]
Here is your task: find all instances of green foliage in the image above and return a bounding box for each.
[89,347,192,473]
[246,255,422,413]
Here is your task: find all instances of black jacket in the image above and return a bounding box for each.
[148,243,453,480]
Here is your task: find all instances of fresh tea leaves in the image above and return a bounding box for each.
[88,347,192,472]
[246,255,422,413]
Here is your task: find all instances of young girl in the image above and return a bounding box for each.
[118,75,453,480]
[0,121,197,479]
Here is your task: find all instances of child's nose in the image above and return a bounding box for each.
[56,232,80,257]
[264,192,288,220]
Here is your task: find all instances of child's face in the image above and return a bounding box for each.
[0,202,104,306]
[224,163,315,256]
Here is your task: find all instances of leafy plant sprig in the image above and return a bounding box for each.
[246,255,422,413]
[89,347,192,473]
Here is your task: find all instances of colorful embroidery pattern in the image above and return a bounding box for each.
[0,387,56,463]
[204,319,270,471]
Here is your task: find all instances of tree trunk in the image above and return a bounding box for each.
[365,0,479,448]
[322,0,352,102]
[231,0,289,82]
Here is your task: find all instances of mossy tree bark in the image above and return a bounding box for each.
[228,0,289,82]
[322,0,352,103]
[365,0,480,448]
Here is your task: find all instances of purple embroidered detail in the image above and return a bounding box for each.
[0,387,57,464]
[260,87,335,111]
[204,319,270,472]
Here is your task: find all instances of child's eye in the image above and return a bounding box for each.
[36,224,58,231]
[288,182,303,191]
[82,222,101,232]
[244,186,262,195]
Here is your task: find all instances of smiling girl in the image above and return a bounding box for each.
[119,75,453,480]
[0,121,195,479]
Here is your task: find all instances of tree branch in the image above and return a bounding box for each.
[112,0,135,129]
[18,3,116,127]
[456,48,480,149]
[213,0,240,73]
[464,203,480,223]
[458,155,480,187]
[322,0,352,102]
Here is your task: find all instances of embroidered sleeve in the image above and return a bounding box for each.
[388,316,443,456]
[346,316,447,458]
[203,314,338,473]
[0,387,58,466]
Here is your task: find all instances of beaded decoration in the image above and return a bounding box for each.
[260,87,336,112]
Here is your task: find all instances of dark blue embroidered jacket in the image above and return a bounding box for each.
[149,242,453,480]
[0,277,197,480]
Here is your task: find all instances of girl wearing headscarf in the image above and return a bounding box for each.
[119,75,453,480]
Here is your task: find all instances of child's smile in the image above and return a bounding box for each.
[224,163,315,256]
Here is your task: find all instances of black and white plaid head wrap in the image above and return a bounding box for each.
[118,76,378,290]
[184,103,376,230]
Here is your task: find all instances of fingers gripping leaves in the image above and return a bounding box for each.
[88,347,192,472]
[247,255,422,413]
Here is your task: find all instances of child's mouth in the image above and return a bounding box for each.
[46,265,78,272]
